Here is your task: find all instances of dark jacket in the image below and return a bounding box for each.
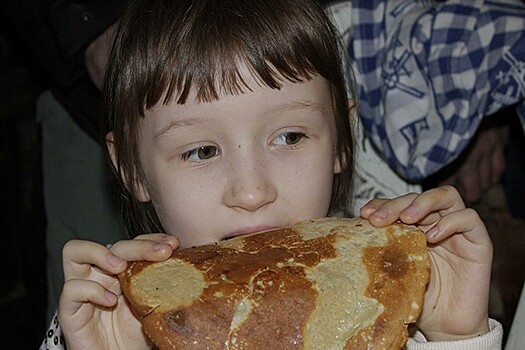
[2,0,127,141]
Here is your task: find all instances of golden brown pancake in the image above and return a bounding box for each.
[119,217,430,350]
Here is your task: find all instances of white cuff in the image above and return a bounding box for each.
[406,319,503,350]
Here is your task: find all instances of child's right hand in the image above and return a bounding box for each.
[58,234,179,350]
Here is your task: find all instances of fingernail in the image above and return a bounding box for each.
[162,236,175,244]
[107,254,124,267]
[153,243,167,251]
[105,290,117,303]
[426,226,439,239]
[403,205,419,217]
[372,209,387,219]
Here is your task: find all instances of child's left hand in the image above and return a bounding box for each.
[360,185,492,341]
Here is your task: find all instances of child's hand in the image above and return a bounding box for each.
[360,185,492,341]
[58,234,179,350]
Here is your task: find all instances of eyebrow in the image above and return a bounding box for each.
[277,100,325,114]
[154,117,205,139]
[154,99,325,138]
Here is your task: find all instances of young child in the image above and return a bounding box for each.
[41,0,502,349]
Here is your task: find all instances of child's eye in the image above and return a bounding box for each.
[181,146,220,161]
[272,132,307,146]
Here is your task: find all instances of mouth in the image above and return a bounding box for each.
[222,225,276,241]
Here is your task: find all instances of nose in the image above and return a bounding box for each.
[223,155,277,212]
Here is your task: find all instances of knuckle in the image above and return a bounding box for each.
[367,198,386,206]
[110,240,125,251]
[134,234,150,240]
[464,207,481,221]
[61,279,79,296]
[62,239,81,258]
[63,239,78,252]
[438,184,460,197]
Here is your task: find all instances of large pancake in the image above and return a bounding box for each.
[119,217,430,349]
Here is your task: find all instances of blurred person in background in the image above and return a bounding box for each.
[3,0,128,323]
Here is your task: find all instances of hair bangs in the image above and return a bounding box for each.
[143,0,332,106]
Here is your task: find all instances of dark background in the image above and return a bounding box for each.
[0,25,47,348]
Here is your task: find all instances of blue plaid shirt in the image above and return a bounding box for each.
[349,0,525,181]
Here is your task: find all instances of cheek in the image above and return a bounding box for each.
[280,153,335,216]
[145,168,220,237]
[308,146,337,212]
[305,168,334,214]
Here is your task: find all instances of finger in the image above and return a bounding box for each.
[63,240,126,281]
[400,185,465,220]
[359,198,388,218]
[362,193,418,226]
[424,207,490,249]
[88,267,123,296]
[60,279,119,318]
[110,235,179,262]
[133,233,180,249]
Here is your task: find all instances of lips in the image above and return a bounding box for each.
[222,225,276,241]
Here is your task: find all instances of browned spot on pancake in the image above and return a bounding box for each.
[125,260,149,279]
[164,309,191,335]
[231,267,313,348]
[381,247,409,278]
[158,298,236,348]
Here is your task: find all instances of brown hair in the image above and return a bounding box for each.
[103,0,355,235]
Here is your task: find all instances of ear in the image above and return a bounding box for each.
[333,98,356,174]
[106,132,151,202]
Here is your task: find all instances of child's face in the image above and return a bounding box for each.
[135,72,341,247]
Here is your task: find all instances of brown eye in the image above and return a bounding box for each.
[284,132,303,145]
[273,132,306,146]
[181,146,220,161]
[197,146,217,159]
